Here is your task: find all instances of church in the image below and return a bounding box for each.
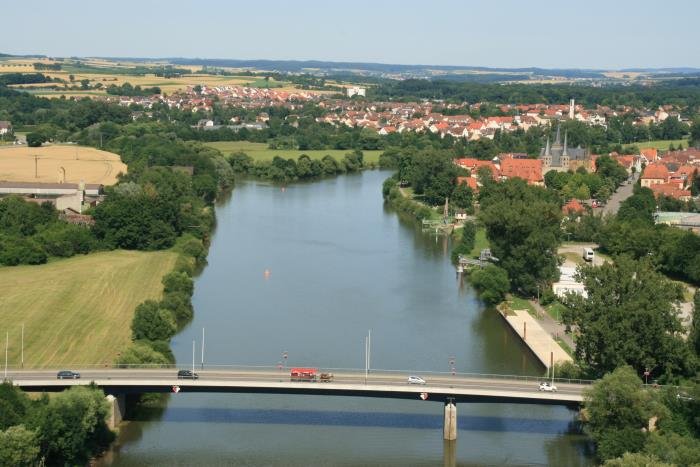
[539,123,590,172]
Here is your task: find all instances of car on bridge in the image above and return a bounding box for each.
[56,370,80,379]
[538,382,557,392]
[177,369,199,380]
[408,375,426,385]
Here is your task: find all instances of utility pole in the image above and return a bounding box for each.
[367,329,371,375]
[201,328,205,370]
[4,331,8,380]
[21,324,24,369]
[192,340,195,375]
[34,155,38,178]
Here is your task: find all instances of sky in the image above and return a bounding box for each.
[2,0,699,69]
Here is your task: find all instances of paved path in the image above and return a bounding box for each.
[601,172,639,215]
[529,299,575,350]
[499,308,573,369]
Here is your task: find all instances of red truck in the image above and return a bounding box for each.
[290,368,333,382]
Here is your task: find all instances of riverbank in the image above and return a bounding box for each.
[0,250,177,367]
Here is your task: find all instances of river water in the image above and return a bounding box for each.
[102,170,593,466]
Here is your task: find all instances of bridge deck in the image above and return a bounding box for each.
[6,369,586,407]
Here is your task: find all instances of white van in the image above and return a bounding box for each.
[582,247,594,262]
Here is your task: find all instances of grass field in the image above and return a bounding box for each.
[0,144,126,185]
[508,296,537,318]
[0,250,178,368]
[469,227,490,257]
[203,141,383,164]
[624,139,689,151]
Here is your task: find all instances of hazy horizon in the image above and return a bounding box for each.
[2,0,699,69]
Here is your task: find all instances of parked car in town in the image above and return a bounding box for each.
[56,370,81,379]
[408,375,426,385]
[177,369,199,380]
[538,381,557,392]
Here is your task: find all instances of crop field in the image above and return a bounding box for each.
[0,145,127,185]
[0,58,314,95]
[203,141,383,164]
[0,250,177,368]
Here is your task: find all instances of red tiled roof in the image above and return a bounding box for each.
[649,183,691,200]
[457,176,478,191]
[641,163,669,181]
[640,148,658,160]
[499,158,543,184]
[562,199,585,214]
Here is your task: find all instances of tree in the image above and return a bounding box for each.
[131,300,177,341]
[603,452,672,467]
[0,425,40,467]
[691,118,700,146]
[617,186,656,224]
[451,182,474,211]
[478,178,561,294]
[25,132,44,147]
[34,386,114,466]
[0,383,29,430]
[583,366,663,461]
[451,221,477,262]
[470,265,510,305]
[117,340,171,366]
[691,290,700,357]
[562,257,689,379]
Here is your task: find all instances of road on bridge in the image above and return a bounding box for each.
[6,368,589,406]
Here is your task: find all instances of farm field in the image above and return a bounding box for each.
[0,144,126,185]
[0,58,319,95]
[203,141,383,164]
[624,138,689,151]
[0,250,178,368]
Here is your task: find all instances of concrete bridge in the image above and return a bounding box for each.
[6,368,590,440]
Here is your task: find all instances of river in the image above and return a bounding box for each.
[101,170,593,466]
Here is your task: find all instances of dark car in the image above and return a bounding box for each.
[56,370,80,379]
[177,369,199,380]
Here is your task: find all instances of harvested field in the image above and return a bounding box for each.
[0,144,126,185]
[0,250,177,368]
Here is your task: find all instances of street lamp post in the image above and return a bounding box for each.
[4,331,8,380]
[201,328,205,370]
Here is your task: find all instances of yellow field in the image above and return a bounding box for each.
[0,58,329,95]
[0,250,178,368]
[0,145,126,185]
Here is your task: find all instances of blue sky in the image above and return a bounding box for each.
[2,0,698,69]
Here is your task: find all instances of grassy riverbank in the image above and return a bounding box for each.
[203,141,383,164]
[0,250,177,367]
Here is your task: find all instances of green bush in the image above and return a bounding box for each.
[162,271,194,295]
[131,300,177,341]
[117,340,171,366]
[470,265,510,305]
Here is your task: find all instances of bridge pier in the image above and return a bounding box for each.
[105,394,125,430]
[443,400,457,441]
[443,440,457,467]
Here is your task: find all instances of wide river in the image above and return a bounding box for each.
[102,170,593,466]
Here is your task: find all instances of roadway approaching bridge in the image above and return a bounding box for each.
[6,368,590,440]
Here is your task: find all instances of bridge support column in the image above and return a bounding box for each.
[105,394,125,430]
[443,400,457,441]
[443,440,457,467]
